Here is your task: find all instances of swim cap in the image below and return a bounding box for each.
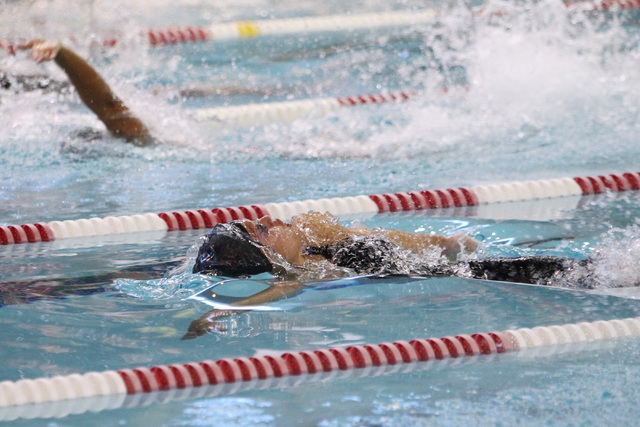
[192,223,273,277]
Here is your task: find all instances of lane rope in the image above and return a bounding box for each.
[1,171,638,246]
[3,1,636,52]
[191,91,416,128]
[141,9,441,46]
[5,10,439,51]
[0,315,637,418]
[566,0,640,11]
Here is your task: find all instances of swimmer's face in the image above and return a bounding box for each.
[236,217,306,266]
[238,217,286,245]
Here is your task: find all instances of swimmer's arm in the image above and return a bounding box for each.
[19,40,151,145]
[182,280,304,339]
[231,280,304,306]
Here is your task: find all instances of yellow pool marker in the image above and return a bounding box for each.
[236,22,261,37]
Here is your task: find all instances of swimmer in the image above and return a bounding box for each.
[183,212,592,339]
[17,39,152,145]
[184,211,476,338]
[192,211,478,277]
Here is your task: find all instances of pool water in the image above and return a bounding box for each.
[3,0,640,424]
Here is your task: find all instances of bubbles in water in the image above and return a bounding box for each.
[546,224,640,289]
[115,271,218,301]
[583,224,640,288]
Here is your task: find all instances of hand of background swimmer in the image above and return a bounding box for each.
[17,39,61,63]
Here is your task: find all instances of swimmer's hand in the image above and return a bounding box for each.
[17,39,61,63]
[182,309,243,340]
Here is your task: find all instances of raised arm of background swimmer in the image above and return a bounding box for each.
[18,39,151,145]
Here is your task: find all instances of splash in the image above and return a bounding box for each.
[562,224,640,288]
[115,272,219,301]
[6,0,640,165]
[263,0,640,161]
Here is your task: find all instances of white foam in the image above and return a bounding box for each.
[551,225,640,289]
[264,0,640,161]
[586,225,640,288]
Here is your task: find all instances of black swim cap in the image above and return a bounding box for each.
[192,223,273,277]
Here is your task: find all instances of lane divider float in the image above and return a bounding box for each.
[1,171,639,246]
[566,0,640,11]
[0,337,618,421]
[102,10,440,48]
[4,0,636,53]
[192,91,416,128]
[1,9,439,53]
[0,315,638,416]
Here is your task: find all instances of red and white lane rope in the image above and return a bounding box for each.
[1,171,639,246]
[192,91,416,128]
[0,9,439,53]
[100,10,441,48]
[3,1,634,53]
[566,0,640,11]
[0,316,638,415]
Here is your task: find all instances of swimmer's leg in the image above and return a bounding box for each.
[0,259,182,306]
[466,256,587,285]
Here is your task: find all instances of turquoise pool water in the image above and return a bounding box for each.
[3,0,640,424]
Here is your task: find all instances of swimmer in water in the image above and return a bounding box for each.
[17,39,152,146]
[183,211,590,339]
[13,38,292,142]
[192,212,478,277]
